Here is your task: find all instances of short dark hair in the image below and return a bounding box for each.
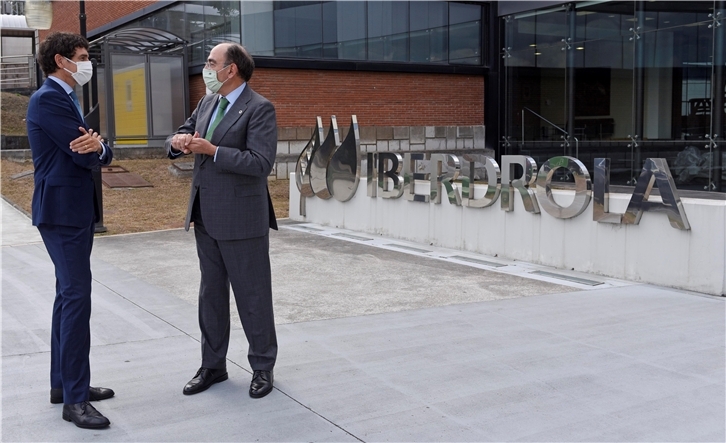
[225,43,254,82]
[37,32,89,76]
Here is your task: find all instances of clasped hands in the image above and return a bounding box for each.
[70,127,104,155]
[171,132,216,156]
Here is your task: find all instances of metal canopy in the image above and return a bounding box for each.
[89,27,185,54]
[85,26,188,149]
[0,14,34,37]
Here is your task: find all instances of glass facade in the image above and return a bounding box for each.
[123,1,483,66]
[502,1,725,193]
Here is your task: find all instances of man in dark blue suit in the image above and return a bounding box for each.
[27,32,114,429]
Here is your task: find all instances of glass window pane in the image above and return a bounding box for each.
[450,2,480,25]
[410,27,448,63]
[185,2,207,64]
[149,56,186,137]
[449,20,480,64]
[274,6,295,48]
[322,1,366,60]
[718,1,726,193]
[641,7,712,144]
[410,1,448,63]
[96,65,107,136]
[165,3,187,40]
[368,1,408,37]
[241,1,274,56]
[449,3,481,65]
[410,1,447,32]
[633,1,716,192]
[322,1,337,44]
[388,32,408,62]
[205,1,241,53]
[502,7,568,162]
[340,38,366,60]
[274,1,322,58]
[368,1,409,61]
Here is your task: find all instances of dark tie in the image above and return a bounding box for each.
[205,97,229,141]
[69,91,83,120]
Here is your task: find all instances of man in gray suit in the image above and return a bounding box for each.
[166,43,278,399]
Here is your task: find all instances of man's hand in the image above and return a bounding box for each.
[170,133,194,155]
[185,132,217,156]
[70,127,103,154]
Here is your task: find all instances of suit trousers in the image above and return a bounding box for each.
[37,222,95,405]
[192,210,277,372]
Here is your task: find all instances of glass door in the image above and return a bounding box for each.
[571,1,635,184]
[502,5,570,166]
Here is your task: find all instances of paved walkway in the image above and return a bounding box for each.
[2,198,724,442]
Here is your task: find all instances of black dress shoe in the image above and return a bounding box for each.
[183,367,228,395]
[249,370,273,398]
[62,401,110,429]
[50,386,115,404]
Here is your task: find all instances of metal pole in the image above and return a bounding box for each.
[566,4,575,157]
[633,1,645,182]
[79,0,107,233]
[711,1,724,192]
[79,0,88,112]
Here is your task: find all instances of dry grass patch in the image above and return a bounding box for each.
[1,91,30,135]
[1,158,290,235]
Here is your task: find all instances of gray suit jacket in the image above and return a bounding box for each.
[166,85,278,241]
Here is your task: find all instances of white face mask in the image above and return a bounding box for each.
[64,57,93,86]
[202,64,231,93]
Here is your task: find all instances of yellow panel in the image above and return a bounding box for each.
[113,66,147,144]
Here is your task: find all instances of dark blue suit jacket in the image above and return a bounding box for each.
[27,78,112,228]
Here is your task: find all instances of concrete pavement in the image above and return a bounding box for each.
[2,197,724,441]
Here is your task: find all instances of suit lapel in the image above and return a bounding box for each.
[45,79,84,123]
[200,94,220,139]
[207,86,252,145]
[198,94,220,165]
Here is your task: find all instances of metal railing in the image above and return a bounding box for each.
[0,55,36,89]
[1,0,24,15]
[521,107,579,158]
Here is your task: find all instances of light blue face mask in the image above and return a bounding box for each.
[202,64,231,93]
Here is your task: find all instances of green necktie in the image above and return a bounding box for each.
[205,97,229,141]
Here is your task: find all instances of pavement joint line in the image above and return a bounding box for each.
[92,247,364,442]
[200,329,366,442]
[282,223,635,291]
[92,276,197,342]
[259,380,366,443]
[2,335,184,358]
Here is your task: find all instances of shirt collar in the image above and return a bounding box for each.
[220,82,246,107]
[48,75,74,95]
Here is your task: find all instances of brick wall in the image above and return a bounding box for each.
[40,0,155,40]
[189,75,206,109]
[190,69,485,127]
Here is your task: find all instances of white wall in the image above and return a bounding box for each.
[290,174,726,296]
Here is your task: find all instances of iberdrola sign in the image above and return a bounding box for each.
[296,116,690,231]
